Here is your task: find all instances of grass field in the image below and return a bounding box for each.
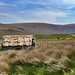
[36,34,75,41]
[0,34,75,75]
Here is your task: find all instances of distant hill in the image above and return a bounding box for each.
[0,23,75,36]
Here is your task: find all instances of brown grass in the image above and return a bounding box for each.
[0,40,75,72]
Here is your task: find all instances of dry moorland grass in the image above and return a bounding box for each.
[0,40,75,72]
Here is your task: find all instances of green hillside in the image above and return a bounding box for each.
[36,34,75,41]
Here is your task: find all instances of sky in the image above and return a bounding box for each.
[0,0,75,24]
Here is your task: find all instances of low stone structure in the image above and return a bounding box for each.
[1,35,35,50]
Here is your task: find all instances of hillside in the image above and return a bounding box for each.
[0,23,75,36]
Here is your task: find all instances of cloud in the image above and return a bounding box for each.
[0,0,74,24]
[62,0,75,9]
[13,0,75,11]
[17,0,47,5]
[0,1,16,7]
[17,0,61,5]
[63,0,75,4]
[18,9,69,23]
[0,13,25,22]
[0,13,43,23]
[0,10,69,24]
[34,10,68,17]
[16,0,75,10]
[24,1,47,5]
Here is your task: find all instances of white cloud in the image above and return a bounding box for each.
[16,0,75,10]
[35,10,69,23]
[17,0,47,5]
[62,0,75,9]
[0,13,43,23]
[0,9,69,24]
[17,0,61,6]
[0,13,25,22]
[18,9,69,23]
[0,1,16,7]
[24,1,47,5]
[0,0,73,24]
[35,10,68,17]
[63,0,75,4]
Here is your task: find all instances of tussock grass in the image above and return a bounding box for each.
[0,40,75,74]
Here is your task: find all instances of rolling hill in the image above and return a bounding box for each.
[0,23,75,36]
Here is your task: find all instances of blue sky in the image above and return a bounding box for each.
[0,0,75,24]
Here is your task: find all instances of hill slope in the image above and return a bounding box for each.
[0,23,75,35]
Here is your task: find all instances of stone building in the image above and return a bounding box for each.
[1,35,35,50]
